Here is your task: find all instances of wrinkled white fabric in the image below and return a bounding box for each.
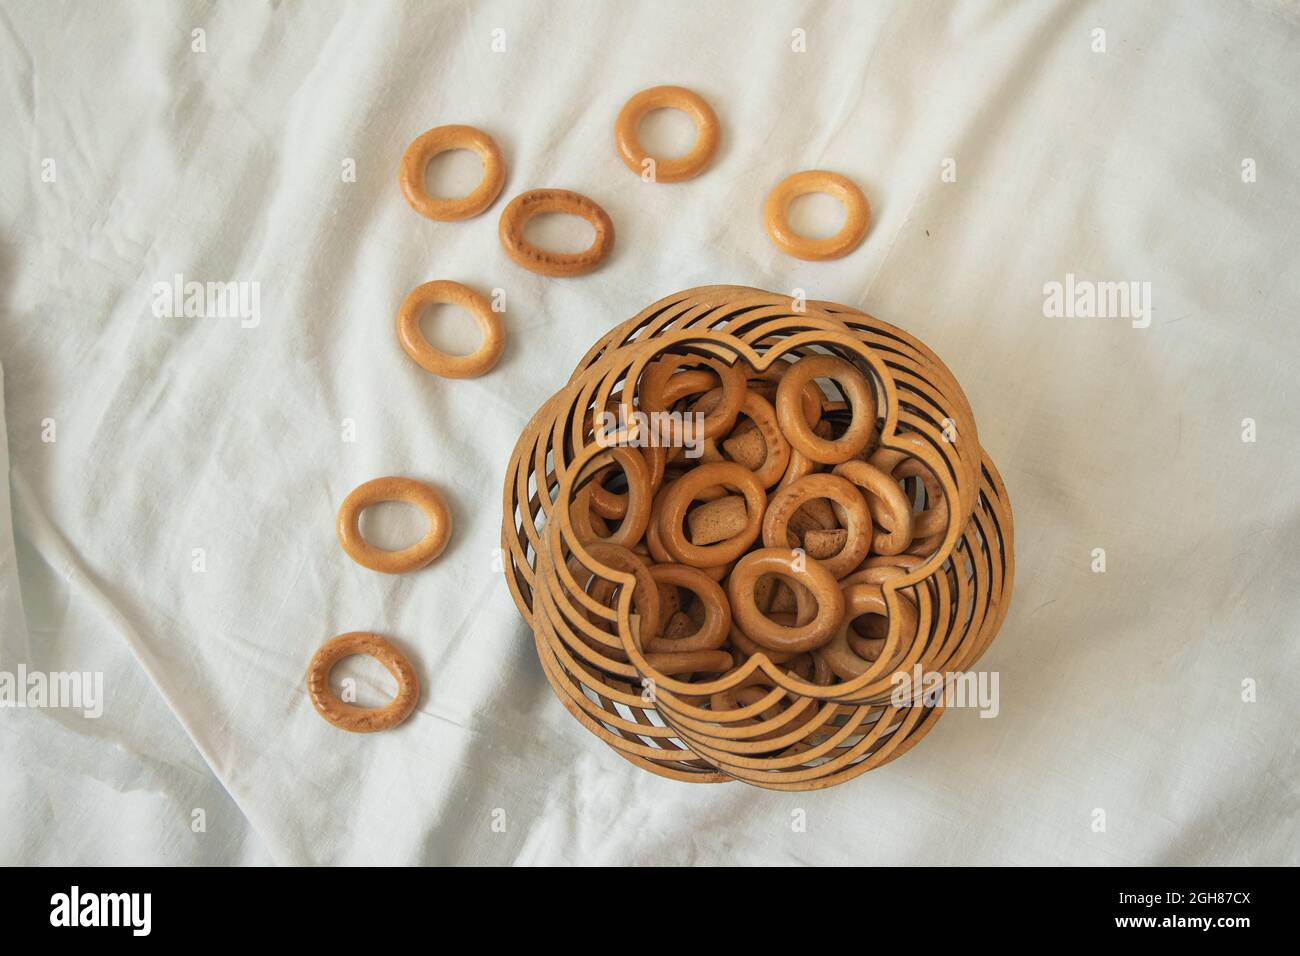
[1,0,1297,865]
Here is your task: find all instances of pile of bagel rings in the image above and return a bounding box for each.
[389,84,873,388]
[306,87,1012,779]
[502,286,1014,790]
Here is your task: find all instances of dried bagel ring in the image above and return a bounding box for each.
[336,477,452,574]
[763,170,869,260]
[399,124,505,221]
[775,354,876,464]
[645,486,729,581]
[831,459,914,556]
[839,563,910,587]
[658,367,723,406]
[306,632,419,733]
[657,462,765,567]
[638,355,746,442]
[853,553,929,579]
[580,541,662,643]
[726,548,845,654]
[816,584,918,681]
[693,387,791,488]
[894,457,949,539]
[614,85,720,183]
[869,448,951,540]
[762,473,872,579]
[642,564,731,653]
[779,445,821,489]
[572,447,652,549]
[571,485,609,542]
[658,370,728,466]
[745,360,823,428]
[396,280,504,379]
[643,649,733,676]
[498,188,614,277]
[907,531,946,556]
[590,444,667,520]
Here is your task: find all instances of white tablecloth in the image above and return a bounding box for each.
[2,0,1297,865]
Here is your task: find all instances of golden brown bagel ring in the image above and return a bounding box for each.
[615,85,720,183]
[573,447,652,549]
[762,473,872,579]
[763,170,869,260]
[396,280,504,379]
[744,358,823,428]
[581,541,662,642]
[336,477,452,574]
[816,584,918,681]
[726,548,845,654]
[643,649,733,676]
[638,356,746,442]
[306,632,419,732]
[498,188,614,277]
[657,462,765,567]
[775,355,877,464]
[645,486,731,582]
[831,459,914,556]
[694,387,791,488]
[643,564,731,653]
[399,124,505,221]
[779,447,819,489]
[894,457,949,538]
[591,445,666,521]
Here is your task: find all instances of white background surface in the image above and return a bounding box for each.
[1,0,1298,865]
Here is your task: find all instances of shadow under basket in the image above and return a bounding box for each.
[502,286,1015,790]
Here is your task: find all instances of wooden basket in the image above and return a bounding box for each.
[501,287,1014,789]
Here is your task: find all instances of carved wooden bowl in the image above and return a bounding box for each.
[502,287,1014,789]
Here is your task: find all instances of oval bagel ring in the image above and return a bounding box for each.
[336,476,452,574]
[816,584,919,682]
[763,170,870,261]
[694,386,791,488]
[614,85,720,183]
[832,459,914,556]
[642,563,731,654]
[775,354,877,464]
[498,188,615,277]
[306,632,419,732]
[726,548,845,654]
[574,446,653,549]
[399,124,505,221]
[396,280,504,379]
[657,462,765,568]
[762,473,873,579]
[639,357,747,442]
[580,541,662,641]
[590,444,666,521]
